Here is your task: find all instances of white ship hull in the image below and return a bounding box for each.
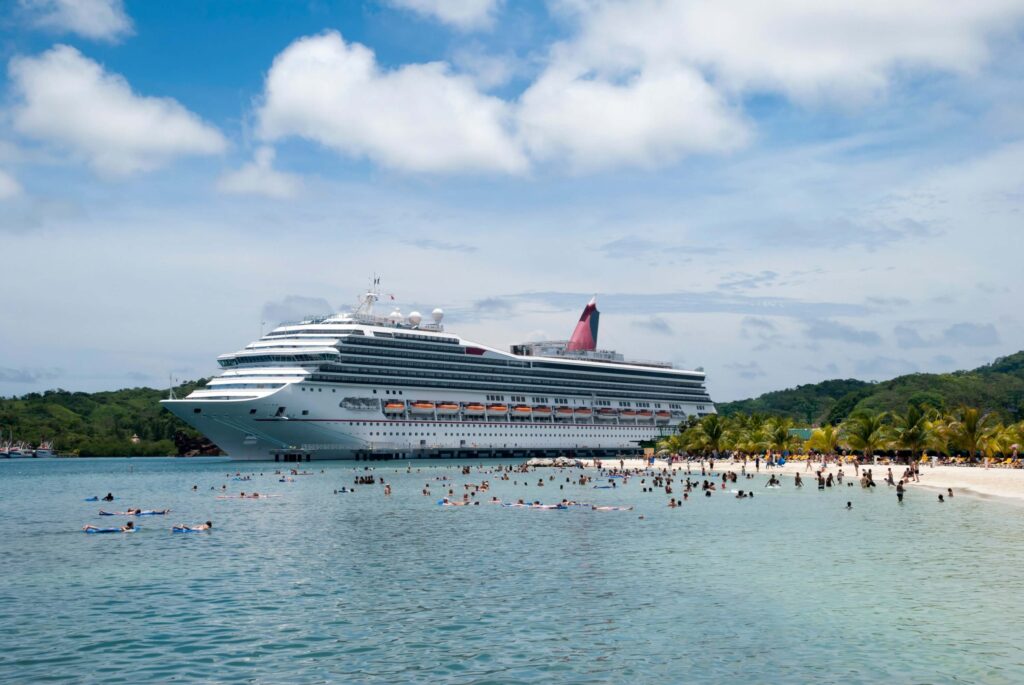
[163,384,689,462]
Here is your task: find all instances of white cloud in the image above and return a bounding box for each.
[561,0,1024,101]
[518,61,749,171]
[217,147,300,199]
[8,45,227,176]
[0,170,23,200]
[388,0,499,29]
[257,31,526,174]
[20,0,132,42]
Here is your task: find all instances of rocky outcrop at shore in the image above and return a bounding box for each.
[173,430,222,457]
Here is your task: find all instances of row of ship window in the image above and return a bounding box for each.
[292,385,704,406]
[329,355,706,389]
[341,338,705,382]
[313,374,712,403]
[323,366,705,398]
[337,344,705,385]
[346,419,664,428]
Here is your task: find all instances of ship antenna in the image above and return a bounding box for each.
[356,274,382,318]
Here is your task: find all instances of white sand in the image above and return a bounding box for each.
[582,458,1024,503]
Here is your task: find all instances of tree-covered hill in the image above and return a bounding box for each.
[717,351,1024,425]
[0,380,210,456]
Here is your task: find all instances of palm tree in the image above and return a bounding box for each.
[766,417,799,453]
[841,411,889,460]
[889,403,938,463]
[686,413,727,454]
[806,424,841,454]
[945,406,999,461]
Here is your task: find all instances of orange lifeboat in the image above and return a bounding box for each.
[486,404,508,415]
[532,406,552,415]
[620,410,638,420]
[555,406,574,420]
[655,410,672,422]
[436,402,460,414]
[463,403,486,415]
[637,410,654,420]
[596,408,617,420]
[383,401,405,414]
[512,405,532,416]
[574,407,593,417]
[409,401,435,414]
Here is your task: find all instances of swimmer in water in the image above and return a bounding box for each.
[176,521,212,531]
[102,493,114,502]
[84,521,134,532]
[947,488,954,498]
[846,501,852,510]
[938,494,945,503]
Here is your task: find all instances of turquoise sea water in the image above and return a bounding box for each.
[2,457,1023,684]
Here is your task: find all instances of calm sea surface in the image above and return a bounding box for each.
[1,457,1023,684]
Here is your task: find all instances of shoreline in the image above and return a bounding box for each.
[582,457,1024,504]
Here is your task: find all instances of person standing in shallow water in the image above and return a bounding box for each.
[896,480,905,503]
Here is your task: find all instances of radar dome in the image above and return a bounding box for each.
[388,309,402,323]
[431,308,444,323]
[408,311,422,325]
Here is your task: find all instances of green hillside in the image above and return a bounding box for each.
[717,351,1024,425]
[0,380,210,456]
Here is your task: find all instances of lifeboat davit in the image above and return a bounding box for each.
[486,404,508,416]
[383,402,406,414]
[655,410,672,422]
[409,401,435,414]
[596,408,617,420]
[436,402,460,415]
[463,403,486,415]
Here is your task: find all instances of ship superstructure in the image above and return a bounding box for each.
[161,287,715,461]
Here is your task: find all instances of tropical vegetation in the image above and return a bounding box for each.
[0,381,209,456]
[717,351,1024,425]
[660,405,1023,464]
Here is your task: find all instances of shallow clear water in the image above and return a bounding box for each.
[1,458,1023,684]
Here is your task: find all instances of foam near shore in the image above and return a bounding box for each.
[583,458,1024,503]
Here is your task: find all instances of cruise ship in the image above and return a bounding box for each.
[161,287,715,461]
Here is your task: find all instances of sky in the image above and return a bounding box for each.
[1,0,1022,402]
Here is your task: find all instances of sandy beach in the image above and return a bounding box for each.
[584,458,1024,503]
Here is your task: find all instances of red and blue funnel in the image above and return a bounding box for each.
[567,296,600,351]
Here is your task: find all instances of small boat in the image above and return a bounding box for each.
[8,444,31,458]
[463,403,486,415]
[436,402,460,415]
[574,407,593,418]
[532,406,552,416]
[383,401,406,414]
[409,401,436,414]
[596,408,617,421]
[636,410,654,421]
[655,410,672,422]
[512,405,532,416]
[555,406,575,420]
[620,410,638,420]
[33,442,56,458]
[485,404,508,416]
